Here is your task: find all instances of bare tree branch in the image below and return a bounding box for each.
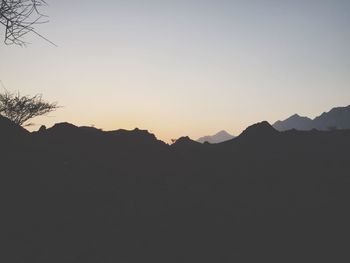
[0,0,56,46]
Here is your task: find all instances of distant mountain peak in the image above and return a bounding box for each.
[273,105,350,131]
[286,113,311,121]
[197,130,234,144]
[273,113,313,131]
[329,105,350,112]
[215,130,232,137]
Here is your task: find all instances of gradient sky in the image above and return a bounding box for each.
[1,0,349,142]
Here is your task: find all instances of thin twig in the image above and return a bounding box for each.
[0,0,55,46]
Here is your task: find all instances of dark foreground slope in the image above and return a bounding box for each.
[1,118,350,263]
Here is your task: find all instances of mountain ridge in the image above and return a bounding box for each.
[273,105,350,131]
[2,115,350,262]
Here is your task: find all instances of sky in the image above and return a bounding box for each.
[1,0,349,142]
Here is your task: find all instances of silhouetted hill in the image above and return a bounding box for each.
[35,122,165,147]
[105,128,163,146]
[238,121,278,140]
[273,105,350,131]
[0,115,29,138]
[197,130,234,144]
[2,118,350,262]
[171,136,204,155]
[173,136,201,146]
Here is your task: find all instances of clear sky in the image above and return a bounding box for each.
[1,0,349,142]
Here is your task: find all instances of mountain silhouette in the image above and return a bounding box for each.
[273,114,312,131]
[197,130,234,144]
[273,105,350,131]
[173,136,199,145]
[35,122,164,147]
[1,116,350,262]
[238,121,278,139]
